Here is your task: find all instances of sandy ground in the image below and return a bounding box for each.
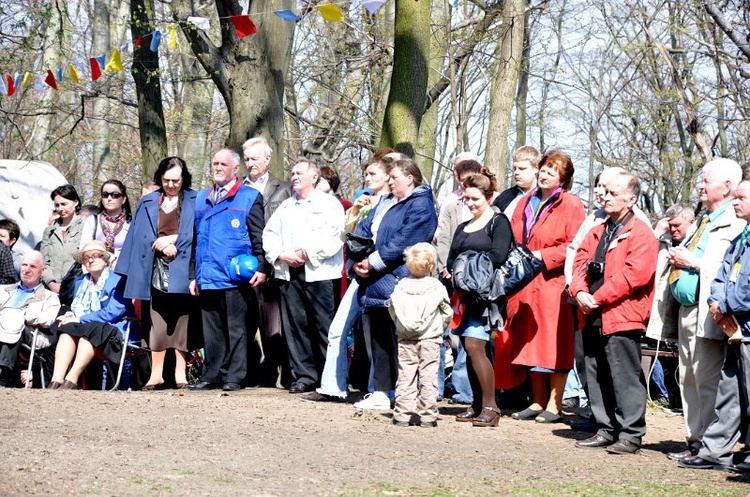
[2,387,749,496]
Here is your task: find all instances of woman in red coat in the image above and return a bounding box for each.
[505,151,585,423]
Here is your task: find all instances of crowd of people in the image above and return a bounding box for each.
[1,140,750,472]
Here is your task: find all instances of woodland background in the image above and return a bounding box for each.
[0,0,748,214]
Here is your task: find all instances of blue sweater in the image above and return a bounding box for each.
[353,185,437,307]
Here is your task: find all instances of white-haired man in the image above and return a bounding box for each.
[664,158,745,462]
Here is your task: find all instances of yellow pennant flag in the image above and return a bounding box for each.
[105,49,124,72]
[317,3,344,21]
[68,64,81,84]
[168,24,178,50]
[21,71,32,88]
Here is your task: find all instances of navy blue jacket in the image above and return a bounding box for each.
[193,181,268,290]
[353,185,437,307]
[116,189,197,300]
[709,230,750,336]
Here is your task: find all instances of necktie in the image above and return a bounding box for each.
[211,186,225,205]
[668,214,709,284]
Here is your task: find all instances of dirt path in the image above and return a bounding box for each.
[2,387,748,496]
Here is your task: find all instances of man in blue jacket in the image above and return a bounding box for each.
[189,148,269,391]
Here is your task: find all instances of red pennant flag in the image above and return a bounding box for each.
[230,15,257,38]
[89,57,102,81]
[134,37,145,50]
[44,69,58,89]
[6,75,15,96]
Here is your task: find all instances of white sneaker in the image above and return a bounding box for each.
[353,391,391,410]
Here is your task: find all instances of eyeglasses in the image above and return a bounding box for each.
[101,192,123,199]
[82,253,105,263]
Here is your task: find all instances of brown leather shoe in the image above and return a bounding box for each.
[606,439,641,455]
[48,381,62,390]
[60,380,77,390]
[455,407,476,422]
[575,434,614,448]
[472,406,501,427]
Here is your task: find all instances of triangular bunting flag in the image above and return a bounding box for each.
[56,67,63,83]
[150,30,162,52]
[105,49,124,72]
[6,75,15,96]
[69,64,81,84]
[34,74,44,92]
[94,54,106,71]
[230,15,257,38]
[90,57,102,81]
[187,16,210,30]
[14,72,21,89]
[274,9,301,21]
[317,4,344,21]
[44,69,58,90]
[21,72,32,88]
[362,0,387,14]
[121,42,132,53]
[168,24,178,50]
[0,77,6,96]
[134,38,145,51]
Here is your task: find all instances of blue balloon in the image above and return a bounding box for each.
[229,254,259,282]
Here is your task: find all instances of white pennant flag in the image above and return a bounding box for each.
[187,16,210,30]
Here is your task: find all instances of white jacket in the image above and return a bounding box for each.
[0,283,61,347]
[388,276,452,341]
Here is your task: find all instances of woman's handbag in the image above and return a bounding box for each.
[497,237,544,298]
[151,254,170,292]
[344,232,375,262]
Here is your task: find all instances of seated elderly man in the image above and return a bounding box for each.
[0,251,61,387]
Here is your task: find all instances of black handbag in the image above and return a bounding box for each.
[345,232,375,262]
[497,237,544,298]
[151,254,170,292]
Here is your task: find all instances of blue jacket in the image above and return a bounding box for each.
[75,272,138,339]
[354,185,437,307]
[116,189,197,300]
[709,230,750,337]
[193,181,268,290]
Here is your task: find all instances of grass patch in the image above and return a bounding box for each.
[507,481,739,496]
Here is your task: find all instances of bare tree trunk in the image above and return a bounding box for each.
[174,0,295,177]
[91,0,111,186]
[484,0,525,186]
[514,1,532,152]
[131,0,167,183]
[379,0,431,156]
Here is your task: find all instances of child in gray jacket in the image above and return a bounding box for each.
[388,242,453,427]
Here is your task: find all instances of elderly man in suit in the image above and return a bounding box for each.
[242,137,293,387]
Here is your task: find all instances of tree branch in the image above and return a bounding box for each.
[701,0,750,63]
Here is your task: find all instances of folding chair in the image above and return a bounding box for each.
[107,319,149,391]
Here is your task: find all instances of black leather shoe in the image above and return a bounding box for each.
[223,382,241,391]
[667,447,699,461]
[678,456,726,470]
[289,382,311,394]
[728,462,750,474]
[188,381,219,390]
[575,434,614,448]
[606,439,641,455]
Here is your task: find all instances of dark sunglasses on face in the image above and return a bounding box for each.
[101,192,123,199]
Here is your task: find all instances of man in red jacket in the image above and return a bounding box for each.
[570,172,658,454]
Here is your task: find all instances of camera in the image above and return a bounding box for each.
[587,261,605,277]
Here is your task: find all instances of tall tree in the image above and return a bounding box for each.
[379,0,431,157]
[173,0,295,175]
[131,0,167,182]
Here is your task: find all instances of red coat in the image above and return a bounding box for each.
[569,214,657,335]
[505,190,585,371]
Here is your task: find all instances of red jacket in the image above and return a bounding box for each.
[570,213,658,335]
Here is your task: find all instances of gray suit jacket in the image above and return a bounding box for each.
[246,172,292,222]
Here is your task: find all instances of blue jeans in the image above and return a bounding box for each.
[649,358,669,400]
[317,280,360,398]
[450,340,473,403]
[563,359,588,407]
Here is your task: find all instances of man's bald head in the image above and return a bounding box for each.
[19,251,45,289]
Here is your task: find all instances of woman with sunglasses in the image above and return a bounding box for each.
[79,180,132,265]
[48,240,137,389]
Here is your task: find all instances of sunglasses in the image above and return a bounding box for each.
[101,192,123,199]
[82,253,105,263]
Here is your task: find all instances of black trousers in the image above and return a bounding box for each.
[200,285,257,385]
[583,323,647,445]
[363,306,398,392]
[279,269,334,388]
